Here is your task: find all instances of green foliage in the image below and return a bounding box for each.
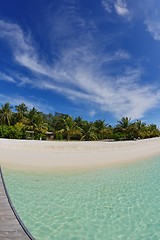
[80,121,98,141]
[114,118,160,140]
[15,103,28,123]
[0,102,159,140]
[0,124,25,139]
[0,102,13,125]
[61,116,81,141]
[113,132,126,141]
[93,120,113,140]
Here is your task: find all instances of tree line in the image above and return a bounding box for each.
[0,102,159,141]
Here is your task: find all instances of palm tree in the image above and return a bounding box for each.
[33,114,48,135]
[51,112,69,132]
[74,117,84,128]
[132,120,146,139]
[93,120,109,140]
[15,103,28,123]
[116,117,131,129]
[58,116,81,141]
[115,117,133,140]
[80,121,98,141]
[26,107,48,139]
[26,107,38,130]
[0,102,13,126]
[146,124,160,138]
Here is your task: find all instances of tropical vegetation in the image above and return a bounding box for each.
[0,102,159,141]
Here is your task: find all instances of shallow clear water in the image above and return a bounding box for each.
[3,157,160,240]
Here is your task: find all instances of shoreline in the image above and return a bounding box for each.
[0,138,160,172]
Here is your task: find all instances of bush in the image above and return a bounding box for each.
[0,124,25,139]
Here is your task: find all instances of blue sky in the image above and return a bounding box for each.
[1,0,160,125]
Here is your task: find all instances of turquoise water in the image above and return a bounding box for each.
[3,157,160,240]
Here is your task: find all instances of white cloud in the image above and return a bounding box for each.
[135,0,160,41]
[114,0,129,17]
[102,0,130,19]
[73,67,160,119]
[0,94,54,113]
[145,15,160,41]
[0,19,36,64]
[101,0,113,13]
[0,19,160,120]
[89,110,97,117]
[102,50,130,63]
[102,0,160,41]
[0,20,52,78]
[0,72,16,83]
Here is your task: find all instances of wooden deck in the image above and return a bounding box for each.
[0,166,35,240]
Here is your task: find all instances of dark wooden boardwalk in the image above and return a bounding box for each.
[0,166,36,240]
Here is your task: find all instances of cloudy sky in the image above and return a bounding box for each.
[0,0,160,125]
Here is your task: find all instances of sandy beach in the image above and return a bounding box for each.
[0,138,160,171]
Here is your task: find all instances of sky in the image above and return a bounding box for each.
[1,0,160,125]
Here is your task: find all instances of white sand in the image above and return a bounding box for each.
[0,138,160,171]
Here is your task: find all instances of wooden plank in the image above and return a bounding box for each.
[0,167,36,240]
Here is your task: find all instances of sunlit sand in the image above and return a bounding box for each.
[0,138,160,171]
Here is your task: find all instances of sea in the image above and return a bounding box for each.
[3,156,160,240]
